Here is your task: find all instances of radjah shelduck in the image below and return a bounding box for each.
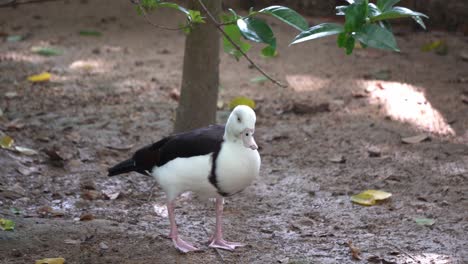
[108,105,261,253]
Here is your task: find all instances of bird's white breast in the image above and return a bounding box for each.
[152,154,218,200]
[216,141,261,195]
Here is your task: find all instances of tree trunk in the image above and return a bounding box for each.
[174,0,221,133]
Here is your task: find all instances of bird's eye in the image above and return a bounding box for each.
[245,133,249,136]
[237,117,241,122]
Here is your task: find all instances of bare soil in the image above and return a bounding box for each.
[1,1,467,263]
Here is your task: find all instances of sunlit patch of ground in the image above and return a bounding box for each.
[0,51,46,64]
[286,74,330,92]
[364,81,455,136]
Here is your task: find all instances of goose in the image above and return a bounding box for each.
[108,105,261,253]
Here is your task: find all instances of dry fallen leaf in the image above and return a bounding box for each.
[347,241,361,260]
[401,134,430,144]
[351,190,392,206]
[64,239,81,245]
[0,135,14,149]
[329,155,346,163]
[81,190,102,200]
[414,218,436,226]
[0,218,15,231]
[35,258,65,264]
[102,190,120,200]
[14,146,39,156]
[80,213,94,221]
[28,72,51,82]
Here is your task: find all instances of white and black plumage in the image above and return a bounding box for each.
[108,105,261,253]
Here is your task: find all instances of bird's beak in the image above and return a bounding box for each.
[242,129,258,150]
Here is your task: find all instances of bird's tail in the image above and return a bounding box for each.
[108,158,136,177]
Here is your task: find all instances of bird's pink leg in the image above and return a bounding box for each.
[208,197,245,251]
[167,200,199,253]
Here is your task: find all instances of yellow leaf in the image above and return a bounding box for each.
[35,258,65,264]
[363,189,392,200]
[351,189,392,206]
[0,135,14,149]
[351,192,376,206]
[28,72,51,82]
[229,96,256,110]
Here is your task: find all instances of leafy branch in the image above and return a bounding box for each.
[291,0,428,54]
[196,0,287,88]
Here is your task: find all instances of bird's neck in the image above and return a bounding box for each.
[224,130,241,144]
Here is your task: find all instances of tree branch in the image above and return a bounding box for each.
[130,0,190,31]
[197,0,287,88]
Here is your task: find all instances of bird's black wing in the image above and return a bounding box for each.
[109,125,225,177]
[156,124,225,166]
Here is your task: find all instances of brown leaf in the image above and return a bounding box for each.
[81,190,102,200]
[80,213,94,221]
[169,88,180,101]
[347,241,361,260]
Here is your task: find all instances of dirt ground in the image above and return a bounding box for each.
[0,1,467,264]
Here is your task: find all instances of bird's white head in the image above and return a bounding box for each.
[225,105,258,150]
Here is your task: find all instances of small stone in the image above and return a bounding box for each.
[99,242,109,250]
[367,147,381,157]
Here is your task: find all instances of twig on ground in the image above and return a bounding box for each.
[0,0,63,8]
[383,240,421,264]
[196,0,287,88]
[146,181,158,202]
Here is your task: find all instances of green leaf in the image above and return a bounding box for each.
[345,36,355,55]
[344,1,368,33]
[31,47,62,56]
[250,76,268,83]
[7,35,23,42]
[188,9,205,23]
[79,30,102,37]
[414,218,436,226]
[261,45,277,57]
[141,0,158,10]
[237,17,276,49]
[354,24,399,52]
[0,218,15,231]
[368,3,382,17]
[412,15,426,30]
[370,6,428,23]
[259,5,308,31]
[290,23,344,45]
[337,32,347,48]
[158,2,190,15]
[223,23,251,60]
[10,207,21,215]
[377,0,400,12]
[336,5,347,16]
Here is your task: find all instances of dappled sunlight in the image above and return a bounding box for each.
[286,74,330,92]
[404,252,455,264]
[69,59,112,74]
[364,81,455,136]
[0,51,46,63]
